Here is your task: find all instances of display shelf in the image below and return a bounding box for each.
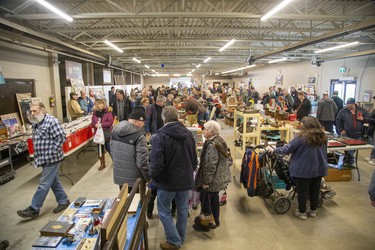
[260,125,292,142]
[0,145,16,184]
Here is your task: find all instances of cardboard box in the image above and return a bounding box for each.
[325,167,352,181]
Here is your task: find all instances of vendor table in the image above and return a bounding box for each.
[327,144,373,181]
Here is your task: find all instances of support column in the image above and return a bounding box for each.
[48,52,63,122]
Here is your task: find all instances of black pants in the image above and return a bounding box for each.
[294,177,321,213]
[200,191,220,225]
[147,189,176,216]
[319,121,334,133]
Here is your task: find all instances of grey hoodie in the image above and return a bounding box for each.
[317,98,338,121]
[110,121,150,187]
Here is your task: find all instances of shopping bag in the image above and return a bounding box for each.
[93,126,105,145]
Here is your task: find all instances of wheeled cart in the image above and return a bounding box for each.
[0,145,16,185]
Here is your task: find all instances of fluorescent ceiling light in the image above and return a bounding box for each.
[35,0,73,22]
[104,40,123,53]
[192,69,195,72]
[152,69,155,72]
[269,57,288,64]
[221,64,256,74]
[187,73,192,76]
[132,58,141,64]
[196,64,201,68]
[173,74,180,77]
[261,0,293,21]
[203,57,211,63]
[144,65,150,68]
[215,73,219,75]
[151,73,169,77]
[314,41,359,53]
[219,39,236,52]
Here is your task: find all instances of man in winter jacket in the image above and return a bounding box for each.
[145,95,166,136]
[317,92,338,133]
[331,90,344,134]
[150,106,197,250]
[111,107,150,191]
[336,98,369,165]
[295,91,311,120]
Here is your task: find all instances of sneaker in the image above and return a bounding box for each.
[368,160,375,165]
[365,157,371,161]
[293,209,307,220]
[53,200,70,213]
[17,207,39,219]
[307,210,317,218]
[160,241,181,250]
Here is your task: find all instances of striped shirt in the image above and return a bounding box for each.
[32,114,66,167]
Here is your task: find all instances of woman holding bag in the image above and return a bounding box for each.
[193,120,231,231]
[92,99,114,171]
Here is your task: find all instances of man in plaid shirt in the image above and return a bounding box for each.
[17,102,70,219]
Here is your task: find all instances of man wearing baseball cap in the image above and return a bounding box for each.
[111,107,150,192]
[336,98,369,166]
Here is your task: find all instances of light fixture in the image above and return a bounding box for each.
[173,74,180,77]
[203,57,211,63]
[314,41,359,53]
[104,40,123,53]
[219,39,236,52]
[152,69,155,72]
[269,57,288,64]
[192,69,195,72]
[151,73,169,77]
[132,58,141,64]
[144,65,150,68]
[221,64,256,74]
[196,64,201,68]
[35,0,73,22]
[187,73,192,76]
[261,0,293,21]
[215,73,219,75]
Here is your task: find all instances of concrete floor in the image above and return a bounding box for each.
[0,121,374,250]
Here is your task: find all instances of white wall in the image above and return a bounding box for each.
[0,41,55,115]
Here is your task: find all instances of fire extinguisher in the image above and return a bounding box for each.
[49,96,55,107]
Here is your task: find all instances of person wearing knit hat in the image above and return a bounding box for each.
[336,97,370,166]
[110,107,150,192]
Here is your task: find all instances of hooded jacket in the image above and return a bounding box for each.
[150,121,198,191]
[195,135,231,192]
[317,97,338,122]
[110,121,150,187]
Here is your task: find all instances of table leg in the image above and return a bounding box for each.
[60,161,74,185]
[355,150,360,181]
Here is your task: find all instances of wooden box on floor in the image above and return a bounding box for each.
[325,167,352,181]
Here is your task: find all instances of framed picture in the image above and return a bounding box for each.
[16,93,32,126]
[362,90,372,103]
[308,76,316,84]
[276,75,283,85]
[0,113,22,137]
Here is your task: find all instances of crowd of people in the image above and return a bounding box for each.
[16,82,375,250]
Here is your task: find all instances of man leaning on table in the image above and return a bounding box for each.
[17,101,69,219]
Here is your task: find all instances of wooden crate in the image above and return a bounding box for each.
[325,167,352,181]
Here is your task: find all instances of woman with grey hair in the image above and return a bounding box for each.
[193,120,231,231]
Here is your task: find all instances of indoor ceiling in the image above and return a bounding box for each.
[1,0,375,76]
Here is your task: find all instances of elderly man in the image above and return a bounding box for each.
[317,92,338,133]
[145,95,167,136]
[78,90,94,114]
[336,98,369,165]
[111,107,150,191]
[150,106,197,250]
[17,102,69,218]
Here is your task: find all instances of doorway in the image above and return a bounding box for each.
[330,79,356,101]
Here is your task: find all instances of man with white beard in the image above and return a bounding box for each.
[17,101,69,219]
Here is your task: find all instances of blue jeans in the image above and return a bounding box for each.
[157,189,189,246]
[30,161,68,212]
[368,136,375,160]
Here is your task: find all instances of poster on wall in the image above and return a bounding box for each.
[307,76,316,84]
[0,65,5,84]
[114,75,125,85]
[362,90,373,103]
[16,93,32,127]
[0,113,22,137]
[89,86,105,102]
[70,78,86,94]
[275,75,283,85]
[65,60,83,80]
[103,69,112,84]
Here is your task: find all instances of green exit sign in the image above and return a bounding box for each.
[339,67,346,73]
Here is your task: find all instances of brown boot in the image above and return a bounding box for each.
[98,153,106,171]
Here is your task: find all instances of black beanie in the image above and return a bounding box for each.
[129,107,146,121]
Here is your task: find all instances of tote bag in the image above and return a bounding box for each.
[93,126,105,145]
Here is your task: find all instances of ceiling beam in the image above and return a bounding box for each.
[5,12,369,21]
[72,38,303,43]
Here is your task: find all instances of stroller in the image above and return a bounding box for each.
[243,142,335,214]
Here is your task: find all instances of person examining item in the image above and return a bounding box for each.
[268,116,328,220]
[316,92,338,133]
[150,106,197,250]
[145,95,166,136]
[91,99,114,171]
[111,107,149,192]
[17,102,69,219]
[67,92,84,121]
[112,89,132,122]
[336,98,369,166]
[78,90,94,115]
[193,120,231,231]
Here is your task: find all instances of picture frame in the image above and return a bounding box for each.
[307,76,316,84]
[0,112,22,137]
[16,93,32,126]
[362,90,372,103]
[276,75,283,85]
